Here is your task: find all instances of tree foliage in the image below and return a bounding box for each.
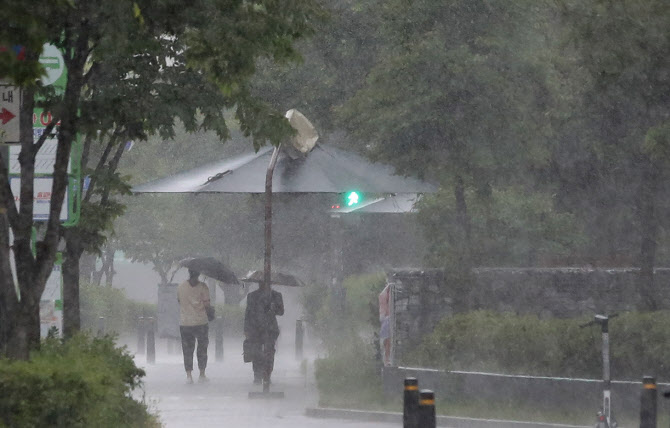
[0,0,322,356]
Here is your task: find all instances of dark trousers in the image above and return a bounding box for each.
[180,324,209,372]
[252,341,276,380]
[250,331,278,381]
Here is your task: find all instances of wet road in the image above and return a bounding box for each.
[136,341,396,428]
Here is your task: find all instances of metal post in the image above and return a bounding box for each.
[640,376,657,428]
[146,317,155,364]
[264,144,281,291]
[295,320,304,361]
[601,317,611,427]
[329,214,346,313]
[97,316,105,337]
[136,317,145,354]
[418,389,436,428]
[215,316,224,362]
[403,377,419,428]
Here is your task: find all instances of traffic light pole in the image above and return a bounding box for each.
[329,213,346,314]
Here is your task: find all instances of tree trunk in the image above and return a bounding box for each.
[62,228,84,338]
[454,174,472,259]
[0,213,17,356]
[451,174,474,310]
[93,247,115,287]
[104,247,115,287]
[6,302,40,360]
[80,253,95,283]
[637,156,659,311]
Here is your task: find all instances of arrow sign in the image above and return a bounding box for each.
[1,107,15,125]
[0,84,20,143]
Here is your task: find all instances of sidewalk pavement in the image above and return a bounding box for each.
[135,338,397,428]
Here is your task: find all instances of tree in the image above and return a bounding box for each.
[250,0,382,135]
[0,0,321,358]
[338,0,555,272]
[557,0,670,309]
[0,0,109,359]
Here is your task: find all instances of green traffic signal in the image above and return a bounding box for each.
[345,191,361,207]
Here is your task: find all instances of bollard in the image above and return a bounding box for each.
[136,317,145,355]
[146,317,156,364]
[403,377,419,428]
[640,376,657,428]
[295,320,304,361]
[97,316,105,337]
[418,389,436,428]
[215,316,224,362]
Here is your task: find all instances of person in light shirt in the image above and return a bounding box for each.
[177,269,211,384]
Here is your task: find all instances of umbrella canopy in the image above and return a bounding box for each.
[132,144,437,194]
[240,270,305,287]
[180,257,239,284]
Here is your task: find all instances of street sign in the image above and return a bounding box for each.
[9,140,71,174]
[10,177,69,221]
[39,44,66,90]
[0,84,21,143]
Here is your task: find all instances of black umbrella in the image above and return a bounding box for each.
[240,270,304,287]
[180,257,239,284]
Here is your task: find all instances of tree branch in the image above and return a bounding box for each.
[31,117,60,156]
[83,131,120,203]
[100,139,126,206]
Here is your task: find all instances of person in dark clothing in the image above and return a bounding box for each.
[244,282,284,386]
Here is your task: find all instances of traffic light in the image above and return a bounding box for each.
[344,190,363,207]
[330,191,366,211]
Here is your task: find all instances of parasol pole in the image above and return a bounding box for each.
[264,144,282,294]
[263,109,317,296]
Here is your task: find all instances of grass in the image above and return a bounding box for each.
[318,389,666,427]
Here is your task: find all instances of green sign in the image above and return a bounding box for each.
[39,44,67,94]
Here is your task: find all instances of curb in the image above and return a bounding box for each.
[305,407,591,428]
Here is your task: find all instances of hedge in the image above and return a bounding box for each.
[0,335,159,427]
[411,310,670,380]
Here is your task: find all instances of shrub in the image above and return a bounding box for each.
[412,310,670,381]
[301,272,386,353]
[309,273,389,408]
[0,334,159,427]
[80,283,156,334]
[314,335,385,408]
[342,272,387,334]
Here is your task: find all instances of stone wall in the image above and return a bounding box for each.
[388,267,670,365]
